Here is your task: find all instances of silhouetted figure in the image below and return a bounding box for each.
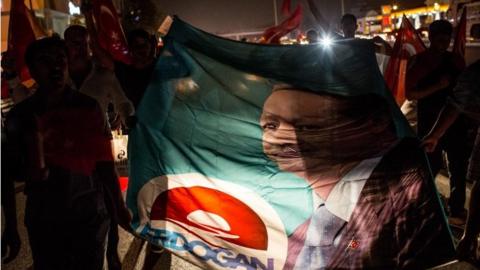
[406,20,469,225]
[423,60,480,266]
[5,37,130,270]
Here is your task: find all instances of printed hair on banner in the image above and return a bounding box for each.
[126,17,456,270]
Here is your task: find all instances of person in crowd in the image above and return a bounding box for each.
[1,51,36,104]
[4,36,131,270]
[339,14,392,55]
[306,29,319,44]
[1,126,21,264]
[306,0,392,55]
[63,22,134,130]
[69,5,137,267]
[65,19,129,270]
[339,13,357,39]
[423,59,480,265]
[260,86,454,269]
[406,19,469,225]
[115,29,158,110]
[113,27,170,269]
[78,4,161,265]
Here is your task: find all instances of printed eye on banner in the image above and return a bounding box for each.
[136,173,288,270]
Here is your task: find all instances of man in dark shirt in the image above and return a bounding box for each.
[115,29,157,110]
[406,20,469,224]
[4,37,130,270]
[423,60,480,264]
[114,28,171,268]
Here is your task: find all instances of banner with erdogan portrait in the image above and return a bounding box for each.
[127,17,455,270]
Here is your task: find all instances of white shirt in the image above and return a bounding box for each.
[312,156,382,222]
[69,64,134,121]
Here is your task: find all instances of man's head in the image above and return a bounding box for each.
[64,25,90,66]
[25,37,68,93]
[341,14,357,39]
[471,23,480,39]
[306,29,319,44]
[428,20,452,53]
[127,29,155,65]
[260,87,396,176]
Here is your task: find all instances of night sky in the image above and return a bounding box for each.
[154,0,427,36]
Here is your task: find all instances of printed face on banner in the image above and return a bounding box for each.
[136,174,288,270]
[260,88,396,180]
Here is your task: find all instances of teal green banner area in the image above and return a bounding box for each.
[126,17,453,270]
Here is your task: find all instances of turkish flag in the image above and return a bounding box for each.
[91,0,131,64]
[8,0,46,82]
[261,0,303,44]
[384,15,426,105]
[452,8,466,59]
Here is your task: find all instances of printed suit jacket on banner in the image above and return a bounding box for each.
[285,138,454,270]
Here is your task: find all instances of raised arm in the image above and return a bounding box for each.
[307,0,330,33]
[372,36,393,56]
[91,104,132,232]
[421,104,460,152]
[110,72,134,125]
[81,0,115,70]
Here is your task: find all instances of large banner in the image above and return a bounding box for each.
[127,18,455,270]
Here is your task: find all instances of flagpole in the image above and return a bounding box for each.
[273,0,278,26]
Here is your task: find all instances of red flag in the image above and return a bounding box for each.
[1,81,9,99]
[119,176,129,192]
[384,15,426,105]
[452,7,466,58]
[37,108,114,176]
[281,0,292,16]
[8,0,46,82]
[91,0,131,64]
[261,1,303,44]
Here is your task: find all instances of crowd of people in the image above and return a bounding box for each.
[0,6,479,270]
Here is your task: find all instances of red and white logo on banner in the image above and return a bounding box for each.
[136,173,288,270]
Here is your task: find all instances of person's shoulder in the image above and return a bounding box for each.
[4,95,39,133]
[407,52,425,68]
[7,94,37,117]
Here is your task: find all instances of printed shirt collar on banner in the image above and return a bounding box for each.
[312,156,382,222]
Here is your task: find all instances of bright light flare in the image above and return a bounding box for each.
[320,36,333,47]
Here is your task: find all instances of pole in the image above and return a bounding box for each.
[273,0,278,26]
[341,0,345,15]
